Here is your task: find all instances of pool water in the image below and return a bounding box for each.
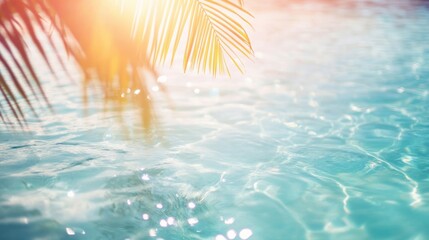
[1,0,429,239]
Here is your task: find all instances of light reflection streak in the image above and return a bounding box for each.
[251,180,310,237]
[305,168,351,215]
[351,143,423,207]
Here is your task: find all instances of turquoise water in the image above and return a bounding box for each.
[1,0,429,239]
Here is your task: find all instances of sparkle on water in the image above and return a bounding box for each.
[1,0,429,239]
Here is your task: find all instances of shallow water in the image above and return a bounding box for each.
[1,0,429,239]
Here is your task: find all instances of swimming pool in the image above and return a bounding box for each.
[1,0,429,239]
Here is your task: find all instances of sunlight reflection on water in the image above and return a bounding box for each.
[1,0,429,239]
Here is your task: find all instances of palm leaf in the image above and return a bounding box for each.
[0,0,58,127]
[122,0,253,75]
[0,0,253,129]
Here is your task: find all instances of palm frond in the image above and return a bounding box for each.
[121,0,253,75]
[0,0,253,129]
[0,0,57,127]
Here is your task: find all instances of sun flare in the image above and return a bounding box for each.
[0,0,253,128]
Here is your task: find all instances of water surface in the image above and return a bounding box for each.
[1,0,429,239]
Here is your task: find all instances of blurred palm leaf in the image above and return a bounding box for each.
[0,0,253,129]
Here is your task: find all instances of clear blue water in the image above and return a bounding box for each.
[1,0,429,239]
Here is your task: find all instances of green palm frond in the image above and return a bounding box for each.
[0,0,253,129]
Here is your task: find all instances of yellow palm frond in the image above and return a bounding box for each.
[119,0,253,75]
